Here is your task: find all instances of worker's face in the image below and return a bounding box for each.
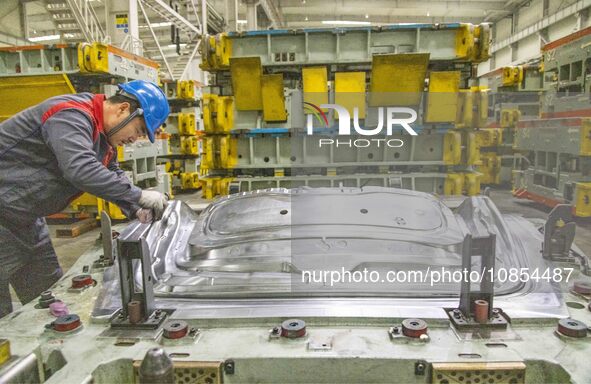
[104,101,147,147]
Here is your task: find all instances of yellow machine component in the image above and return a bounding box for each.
[230,57,263,110]
[218,135,237,169]
[432,362,526,384]
[202,137,215,169]
[180,136,200,156]
[500,108,521,128]
[302,66,329,107]
[335,71,366,119]
[0,74,75,122]
[475,128,503,147]
[444,173,464,195]
[202,94,216,133]
[97,198,126,220]
[261,74,287,122]
[215,96,234,133]
[425,71,461,123]
[478,153,501,184]
[443,131,462,165]
[176,80,196,99]
[455,24,477,61]
[455,90,473,128]
[0,339,11,366]
[474,24,491,62]
[202,177,234,200]
[464,173,481,196]
[180,172,201,190]
[502,66,524,87]
[580,119,591,156]
[78,42,109,73]
[477,87,489,127]
[274,168,285,177]
[575,183,591,217]
[178,113,196,136]
[369,53,430,107]
[465,132,481,166]
[200,33,232,71]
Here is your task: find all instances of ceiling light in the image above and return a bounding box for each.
[302,0,306,3]
[322,20,371,26]
[305,16,309,21]
[427,11,430,17]
[237,19,248,24]
[365,14,369,19]
[28,34,60,42]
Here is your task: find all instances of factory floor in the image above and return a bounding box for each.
[8,188,591,309]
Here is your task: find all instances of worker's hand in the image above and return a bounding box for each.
[138,190,168,219]
[135,208,154,224]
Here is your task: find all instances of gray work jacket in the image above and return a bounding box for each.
[0,93,141,223]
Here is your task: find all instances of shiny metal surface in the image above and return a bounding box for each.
[93,187,567,320]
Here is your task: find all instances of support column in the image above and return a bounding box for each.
[225,0,238,32]
[128,0,141,54]
[245,0,258,31]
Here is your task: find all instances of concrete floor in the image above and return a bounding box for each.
[9,188,591,308]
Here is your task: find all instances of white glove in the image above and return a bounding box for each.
[138,190,168,220]
[135,208,154,224]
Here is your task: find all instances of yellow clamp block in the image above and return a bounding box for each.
[180,136,199,156]
[474,24,490,62]
[178,113,196,136]
[476,128,503,147]
[444,173,464,195]
[202,94,216,133]
[443,131,462,165]
[500,109,520,128]
[478,153,501,184]
[180,172,201,189]
[201,137,215,169]
[200,34,232,70]
[502,66,523,87]
[464,173,481,196]
[218,135,237,169]
[455,90,473,128]
[176,80,195,99]
[581,119,591,156]
[201,177,234,199]
[465,132,481,166]
[0,339,11,366]
[215,96,234,133]
[455,24,476,61]
[78,42,109,73]
[575,183,591,217]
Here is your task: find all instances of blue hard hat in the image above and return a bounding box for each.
[118,80,169,143]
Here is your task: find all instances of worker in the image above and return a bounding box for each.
[0,80,170,318]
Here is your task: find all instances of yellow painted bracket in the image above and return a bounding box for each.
[575,183,591,217]
[219,135,237,169]
[500,109,520,128]
[443,131,462,165]
[97,198,127,220]
[425,71,460,123]
[581,119,591,156]
[78,42,109,73]
[369,53,430,107]
[262,74,287,122]
[335,72,366,119]
[475,24,490,62]
[455,24,476,61]
[444,173,464,195]
[0,74,75,122]
[230,57,263,110]
[475,128,503,147]
[302,66,329,108]
[178,113,196,136]
[202,137,215,169]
